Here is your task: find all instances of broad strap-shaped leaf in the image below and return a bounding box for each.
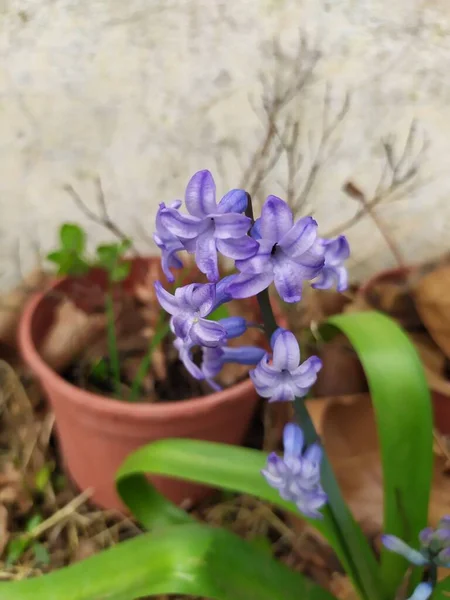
[0,523,336,600]
[321,311,433,596]
[116,438,355,580]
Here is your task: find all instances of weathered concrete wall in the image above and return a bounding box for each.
[0,0,449,287]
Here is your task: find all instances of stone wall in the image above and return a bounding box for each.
[0,0,449,286]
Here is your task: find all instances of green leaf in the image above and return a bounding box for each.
[60,224,85,253]
[434,575,450,600]
[208,304,230,321]
[35,465,52,492]
[111,261,131,282]
[116,439,348,571]
[6,537,31,566]
[320,311,433,596]
[46,250,64,266]
[32,542,50,566]
[0,524,337,600]
[26,514,43,532]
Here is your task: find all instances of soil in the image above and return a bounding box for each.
[45,275,264,404]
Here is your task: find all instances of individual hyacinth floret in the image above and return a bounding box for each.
[249,328,322,403]
[156,170,258,282]
[262,422,327,519]
[382,516,450,568]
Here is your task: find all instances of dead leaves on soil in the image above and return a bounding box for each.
[307,394,450,531]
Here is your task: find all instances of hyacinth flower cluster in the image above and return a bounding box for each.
[381,518,450,600]
[153,169,349,519]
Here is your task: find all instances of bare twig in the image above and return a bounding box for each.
[326,121,429,238]
[63,177,140,256]
[240,33,321,201]
[342,181,406,267]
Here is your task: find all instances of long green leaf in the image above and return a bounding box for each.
[433,574,450,600]
[0,523,336,600]
[321,311,433,595]
[117,438,354,577]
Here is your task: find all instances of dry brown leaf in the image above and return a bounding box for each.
[0,268,50,346]
[413,262,450,359]
[361,275,422,330]
[0,463,32,513]
[313,336,368,398]
[315,393,450,530]
[0,504,9,556]
[39,299,106,372]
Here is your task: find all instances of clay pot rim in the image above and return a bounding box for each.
[18,267,258,420]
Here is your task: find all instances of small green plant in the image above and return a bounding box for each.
[46,224,170,402]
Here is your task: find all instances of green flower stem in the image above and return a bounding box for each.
[105,287,122,397]
[128,319,171,403]
[255,286,384,600]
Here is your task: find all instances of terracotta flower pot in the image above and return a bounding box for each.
[18,258,261,512]
[360,266,450,435]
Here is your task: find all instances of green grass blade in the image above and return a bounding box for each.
[322,311,433,595]
[0,524,336,600]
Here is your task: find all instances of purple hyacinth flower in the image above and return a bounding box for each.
[262,423,327,519]
[159,170,258,282]
[407,584,433,600]
[312,235,350,292]
[202,345,267,379]
[382,515,450,568]
[153,201,185,283]
[174,316,265,383]
[227,196,325,303]
[250,328,322,402]
[154,281,226,347]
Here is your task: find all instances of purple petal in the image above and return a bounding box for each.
[216,236,259,260]
[283,423,304,460]
[187,283,216,314]
[235,240,273,274]
[272,329,300,370]
[260,196,293,242]
[219,316,248,338]
[250,218,262,240]
[437,547,450,566]
[213,213,252,239]
[213,274,235,308]
[227,271,274,299]
[297,491,327,519]
[174,338,204,380]
[292,356,322,388]
[251,357,281,386]
[185,170,217,217]
[304,443,323,464]
[262,453,287,488]
[171,314,193,340]
[269,382,296,403]
[202,347,224,378]
[154,281,179,315]
[273,260,307,303]
[311,267,336,291]
[207,378,222,392]
[190,318,226,348]
[250,365,278,398]
[407,584,433,600]
[325,236,350,264]
[160,209,201,239]
[217,189,248,214]
[381,535,427,565]
[418,527,433,545]
[222,346,266,365]
[278,216,318,257]
[195,233,219,282]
